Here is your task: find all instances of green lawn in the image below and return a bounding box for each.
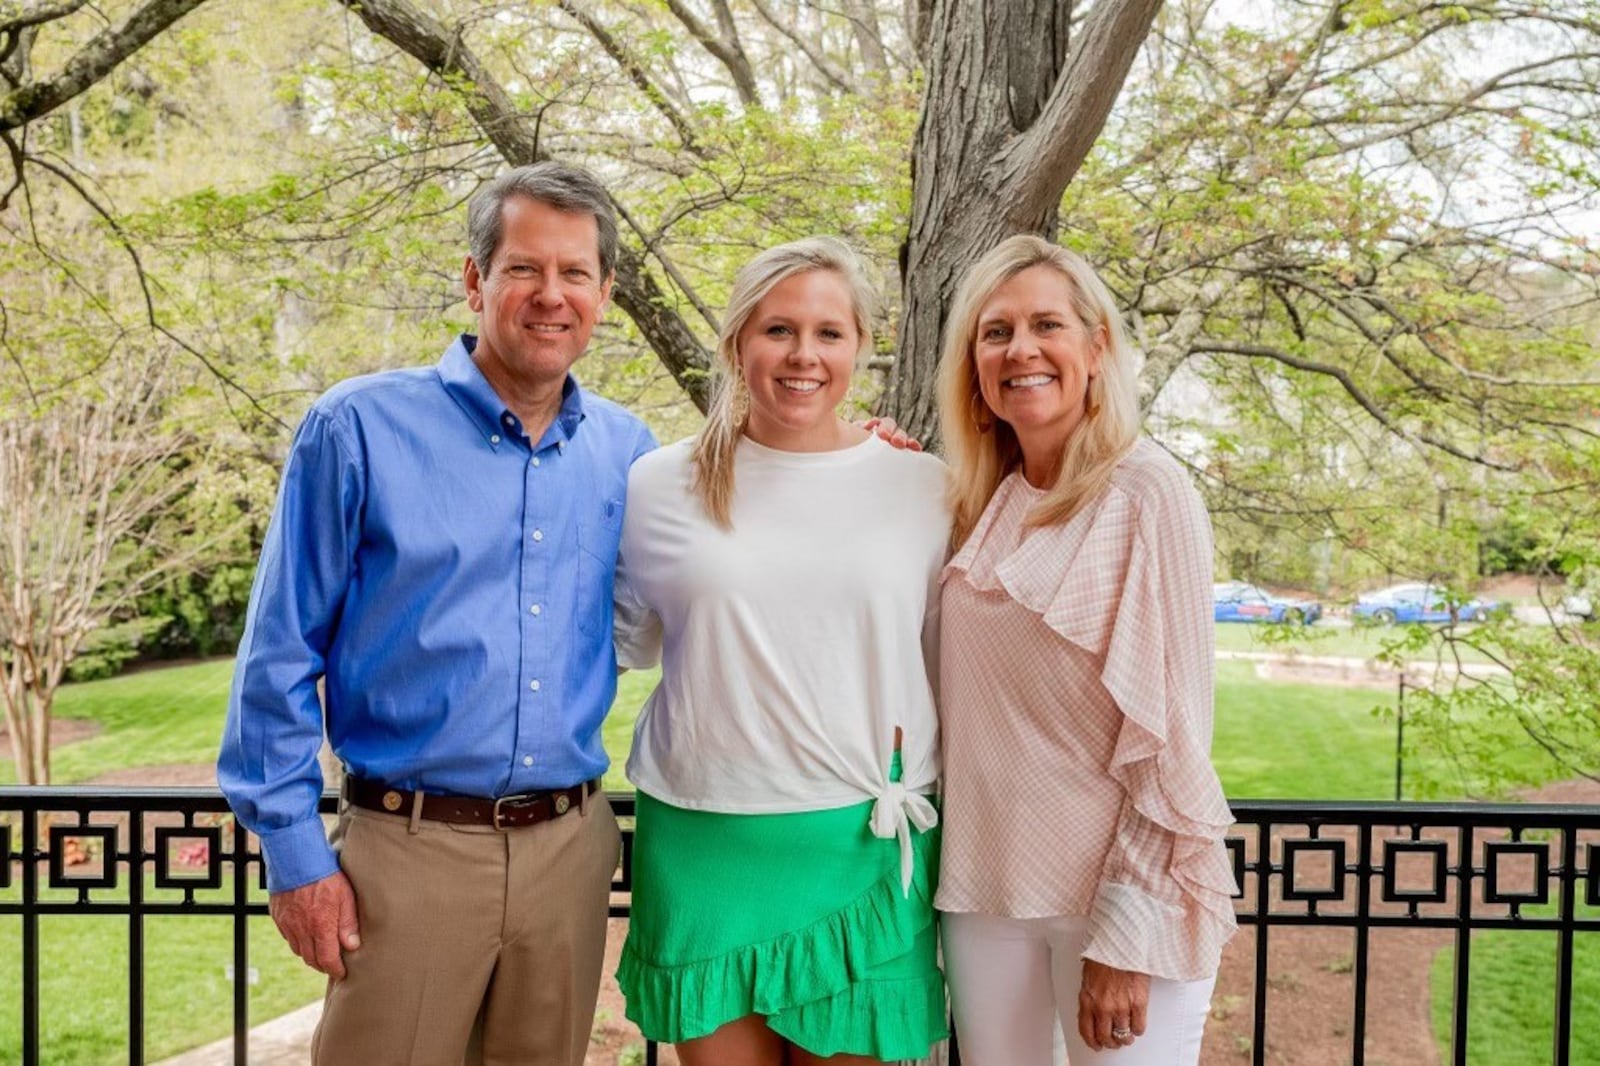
[1,659,657,789]
[604,668,659,789]
[1210,659,1566,800]
[1428,908,1600,1066]
[0,645,1584,1063]
[45,660,238,785]
[17,637,1540,797]
[0,879,325,1064]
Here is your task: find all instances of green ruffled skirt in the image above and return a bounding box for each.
[616,778,946,1059]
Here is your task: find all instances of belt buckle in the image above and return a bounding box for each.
[492,793,539,831]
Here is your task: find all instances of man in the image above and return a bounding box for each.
[218,162,656,1065]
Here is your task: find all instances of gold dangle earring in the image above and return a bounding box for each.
[730,360,751,426]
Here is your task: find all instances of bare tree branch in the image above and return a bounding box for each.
[662,0,762,107]
[840,0,891,75]
[999,0,1165,223]
[1327,51,1600,154]
[0,0,208,130]
[748,0,859,95]
[555,0,707,156]
[0,352,211,783]
[0,0,87,36]
[342,0,713,410]
[1191,339,1518,470]
[21,149,288,428]
[610,196,722,335]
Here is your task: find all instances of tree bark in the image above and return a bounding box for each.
[663,0,762,107]
[0,0,208,129]
[343,0,714,411]
[887,0,1162,445]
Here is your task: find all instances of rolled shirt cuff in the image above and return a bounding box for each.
[259,816,339,893]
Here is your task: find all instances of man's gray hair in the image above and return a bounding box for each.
[467,162,619,279]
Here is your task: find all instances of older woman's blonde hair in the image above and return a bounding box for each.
[691,237,876,527]
[937,234,1142,547]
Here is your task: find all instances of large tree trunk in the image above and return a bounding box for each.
[888,0,1163,446]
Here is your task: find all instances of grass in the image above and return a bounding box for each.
[1210,659,1567,800]
[0,878,325,1064]
[0,641,1583,1063]
[604,668,659,791]
[1212,620,1499,664]
[1427,906,1600,1065]
[1,659,657,790]
[49,660,238,785]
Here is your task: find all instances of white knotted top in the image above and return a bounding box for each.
[614,437,950,843]
[871,781,940,895]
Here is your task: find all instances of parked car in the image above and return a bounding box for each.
[1352,583,1498,624]
[1213,582,1322,624]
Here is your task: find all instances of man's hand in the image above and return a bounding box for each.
[859,416,923,452]
[269,870,361,979]
[1078,958,1150,1050]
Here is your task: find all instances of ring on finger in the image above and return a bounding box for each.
[1111,1024,1133,1040]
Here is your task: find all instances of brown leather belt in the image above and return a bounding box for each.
[345,776,599,830]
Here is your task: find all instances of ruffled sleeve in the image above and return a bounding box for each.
[959,446,1237,980]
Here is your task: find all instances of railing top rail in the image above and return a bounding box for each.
[2,787,1598,821]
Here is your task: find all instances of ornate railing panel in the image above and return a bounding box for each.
[2,791,1596,1066]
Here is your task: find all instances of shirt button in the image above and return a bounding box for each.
[522,755,534,767]
[531,456,541,467]
[490,434,501,444]
[529,679,541,692]
[532,529,544,542]
[557,441,567,452]
[503,414,514,425]
[529,604,541,616]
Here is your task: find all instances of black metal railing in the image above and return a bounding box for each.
[2,791,1597,1066]
[1223,801,1599,1066]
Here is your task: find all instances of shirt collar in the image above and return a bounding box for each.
[438,334,587,448]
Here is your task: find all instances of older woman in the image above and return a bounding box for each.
[934,235,1237,1065]
[612,238,950,1065]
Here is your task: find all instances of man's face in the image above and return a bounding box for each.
[464,196,613,391]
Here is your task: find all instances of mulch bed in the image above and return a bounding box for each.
[1204,776,1600,1065]
[0,717,101,762]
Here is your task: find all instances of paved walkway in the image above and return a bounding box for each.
[1216,647,1508,680]
[154,1002,321,1066]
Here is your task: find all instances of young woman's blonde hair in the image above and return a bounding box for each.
[937,234,1142,548]
[691,237,876,527]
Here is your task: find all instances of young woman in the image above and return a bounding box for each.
[613,238,950,1065]
[935,235,1237,1065]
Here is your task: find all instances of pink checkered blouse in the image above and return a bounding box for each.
[935,438,1238,981]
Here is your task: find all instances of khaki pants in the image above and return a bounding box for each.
[310,790,620,1066]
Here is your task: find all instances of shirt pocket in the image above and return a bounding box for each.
[576,496,625,639]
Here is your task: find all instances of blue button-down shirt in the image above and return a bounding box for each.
[218,336,657,892]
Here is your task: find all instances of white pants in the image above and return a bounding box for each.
[943,911,1215,1066]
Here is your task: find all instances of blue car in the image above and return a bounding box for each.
[1213,582,1322,624]
[1352,583,1497,625]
